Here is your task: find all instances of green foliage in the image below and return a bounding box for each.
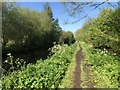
[2,43,77,89]
[76,8,120,88]
[75,19,94,44]
[59,31,75,45]
[89,9,120,53]
[75,8,120,55]
[2,2,62,49]
[48,42,68,55]
[2,2,63,64]
[81,42,120,88]
[2,2,26,46]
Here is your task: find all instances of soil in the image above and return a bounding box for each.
[73,48,83,88]
[72,46,95,89]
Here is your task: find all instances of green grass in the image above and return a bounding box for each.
[80,41,120,88]
[80,58,89,88]
[1,43,77,89]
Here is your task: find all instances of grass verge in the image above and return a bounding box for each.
[80,41,119,88]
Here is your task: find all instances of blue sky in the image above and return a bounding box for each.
[17,2,116,33]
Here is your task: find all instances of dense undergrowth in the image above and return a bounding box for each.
[80,42,120,88]
[1,43,77,89]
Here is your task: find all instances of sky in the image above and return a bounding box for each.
[17,2,117,33]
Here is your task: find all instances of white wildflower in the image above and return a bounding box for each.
[114,53,116,55]
[7,53,11,56]
[104,54,107,56]
[4,60,8,63]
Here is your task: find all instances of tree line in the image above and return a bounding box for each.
[75,8,120,55]
[2,2,75,64]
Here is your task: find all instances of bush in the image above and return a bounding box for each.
[59,31,75,45]
[75,8,120,55]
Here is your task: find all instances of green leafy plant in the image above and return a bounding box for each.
[2,43,77,89]
[48,42,68,55]
[80,42,120,88]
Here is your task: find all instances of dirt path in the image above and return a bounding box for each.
[73,48,83,88]
[73,46,95,89]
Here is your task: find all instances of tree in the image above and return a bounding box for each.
[2,2,65,57]
[75,8,120,55]
[75,18,94,44]
[2,2,64,64]
[63,1,118,23]
[59,31,75,45]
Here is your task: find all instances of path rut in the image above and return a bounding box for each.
[73,48,83,88]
